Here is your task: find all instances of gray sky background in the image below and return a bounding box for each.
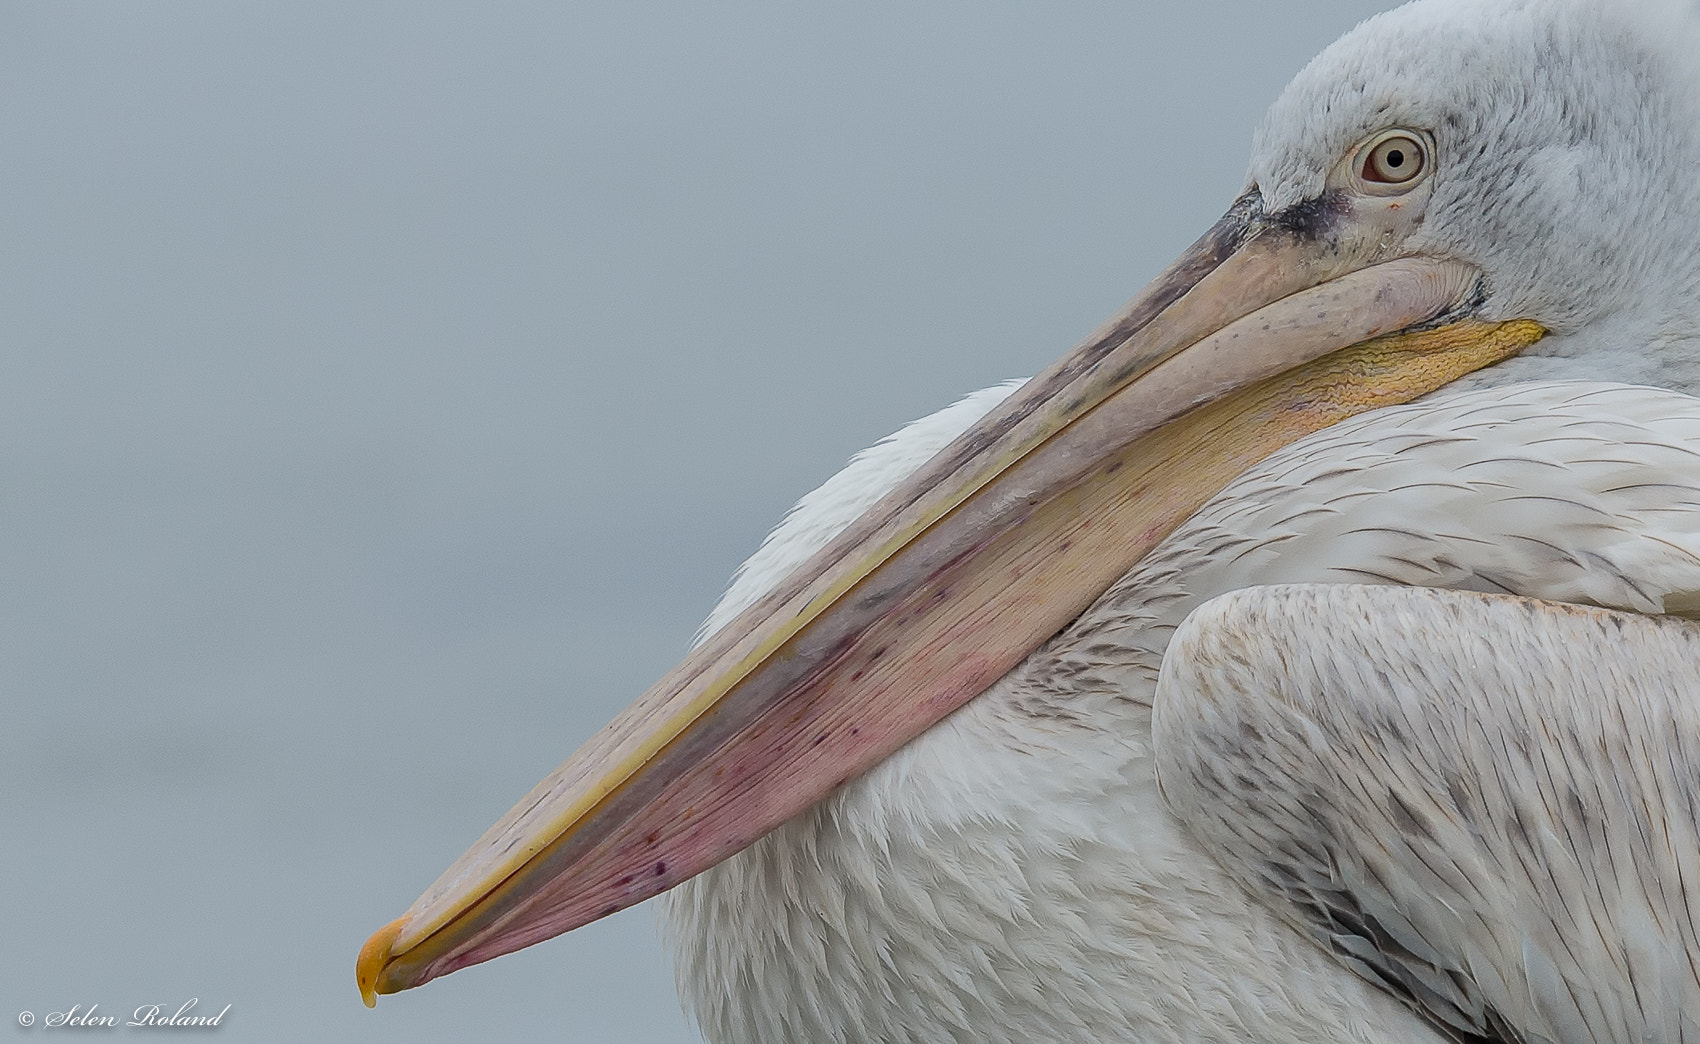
[2,2,1398,1041]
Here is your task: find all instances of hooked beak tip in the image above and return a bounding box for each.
[357,916,409,1008]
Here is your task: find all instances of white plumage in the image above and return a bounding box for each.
[663,382,1700,1043]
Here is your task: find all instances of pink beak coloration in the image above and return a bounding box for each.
[358,189,1544,1005]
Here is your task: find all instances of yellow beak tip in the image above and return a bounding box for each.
[357,916,410,1008]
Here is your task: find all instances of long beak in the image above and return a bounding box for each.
[358,190,1544,1004]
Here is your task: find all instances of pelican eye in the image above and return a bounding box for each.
[1351,130,1432,194]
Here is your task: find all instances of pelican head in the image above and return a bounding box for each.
[357,0,1700,1029]
[1254,0,1700,389]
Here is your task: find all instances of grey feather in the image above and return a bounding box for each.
[1155,585,1700,1044]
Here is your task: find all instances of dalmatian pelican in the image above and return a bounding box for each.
[358,0,1700,1040]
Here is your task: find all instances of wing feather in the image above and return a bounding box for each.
[1153,584,1700,1044]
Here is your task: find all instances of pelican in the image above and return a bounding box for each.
[357,0,1700,1040]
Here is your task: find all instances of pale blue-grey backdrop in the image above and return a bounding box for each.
[2,2,1397,1040]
